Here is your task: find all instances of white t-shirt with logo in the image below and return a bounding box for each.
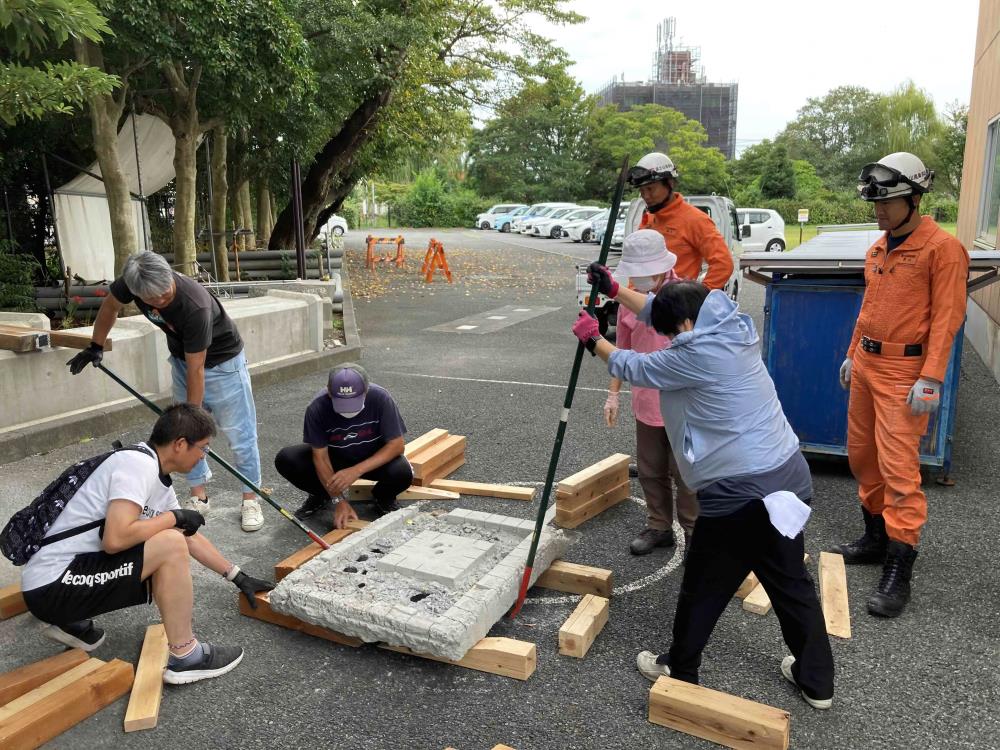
[21,444,179,591]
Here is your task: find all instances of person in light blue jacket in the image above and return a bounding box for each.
[572,267,835,710]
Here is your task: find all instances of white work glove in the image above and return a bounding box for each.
[839,358,852,391]
[907,377,941,415]
[603,391,620,428]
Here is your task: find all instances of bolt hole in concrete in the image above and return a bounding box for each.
[410,592,430,603]
[343,566,358,573]
[370,549,384,554]
[358,583,366,588]
[357,554,369,562]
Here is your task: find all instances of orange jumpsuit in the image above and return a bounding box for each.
[846,216,969,546]
[639,193,735,290]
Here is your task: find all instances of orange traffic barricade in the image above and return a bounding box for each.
[422,238,452,283]
[365,235,405,270]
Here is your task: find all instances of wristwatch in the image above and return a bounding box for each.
[584,335,602,356]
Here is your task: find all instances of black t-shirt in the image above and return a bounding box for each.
[303,384,406,465]
[886,231,912,252]
[110,271,243,367]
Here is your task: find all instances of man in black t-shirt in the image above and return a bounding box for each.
[66,252,265,533]
[274,363,412,529]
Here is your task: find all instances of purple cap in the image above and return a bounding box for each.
[328,363,369,414]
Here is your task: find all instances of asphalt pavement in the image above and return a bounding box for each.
[1,226,998,749]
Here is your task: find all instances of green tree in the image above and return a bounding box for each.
[759,143,795,199]
[0,0,117,125]
[791,160,824,200]
[930,102,967,198]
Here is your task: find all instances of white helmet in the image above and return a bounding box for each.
[857,152,934,202]
[628,152,679,187]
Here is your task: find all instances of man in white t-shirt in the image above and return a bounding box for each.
[20,404,274,685]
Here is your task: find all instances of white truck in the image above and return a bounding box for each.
[576,195,743,335]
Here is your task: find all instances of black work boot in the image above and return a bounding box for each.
[294,493,330,519]
[829,507,887,564]
[630,527,675,555]
[867,541,918,618]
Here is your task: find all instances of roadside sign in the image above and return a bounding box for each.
[798,208,810,223]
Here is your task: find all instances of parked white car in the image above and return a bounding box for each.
[737,208,786,252]
[511,202,575,233]
[476,203,527,230]
[532,207,596,238]
[565,209,608,242]
[322,214,348,236]
[520,203,576,234]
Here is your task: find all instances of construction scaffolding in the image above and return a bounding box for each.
[595,18,738,159]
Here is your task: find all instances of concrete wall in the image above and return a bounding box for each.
[958,1,1000,358]
[0,289,324,436]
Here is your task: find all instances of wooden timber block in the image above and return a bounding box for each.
[742,583,772,616]
[123,624,168,732]
[0,658,134,750]
[535,560,613,597]
[556,465,629,510]
[420,453,465,485]
[344,518,371,531]
[819,551,851,639]
[0,659,104,723]
[556,453,631,495]
[0,649,89,706]
[558,594,609,658]
[0,325,112,352]
[238,592,362,647]
[428,479,535,502]
[403,428,449,458]
[0,584,27,620]
[734,572,759,600]
[409,435,466,482]
[0,329,48,353]
[379,637,536,681]
[648,675,790,750]
[555,480,630,529]
[346,479,459,502]
[275,528,359,581]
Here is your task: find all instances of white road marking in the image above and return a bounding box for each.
[383,370,625,394]
[486,315,507,320]
[456,325,478,330]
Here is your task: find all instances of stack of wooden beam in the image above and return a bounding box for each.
[404,429,466,486]
[554,453,631,529]
[0,649,134,747]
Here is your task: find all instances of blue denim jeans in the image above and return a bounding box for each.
[170,350,261,493]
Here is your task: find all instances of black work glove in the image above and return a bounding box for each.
[66,342,103,375]
[587,262,620,298]
[170,508,206,536]
[232,570,275,609]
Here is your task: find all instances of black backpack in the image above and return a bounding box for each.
[0,444,153,565]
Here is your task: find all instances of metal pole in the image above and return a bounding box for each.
[130,106,150,251]
[41,154,67,279]
[291,158,306,278]
[510,155,631,618]
[2,184,13,248]
[203,135,218,282]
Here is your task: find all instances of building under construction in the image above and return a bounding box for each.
[596,18,738,159]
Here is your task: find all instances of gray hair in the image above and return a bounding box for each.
[122,252,174,298]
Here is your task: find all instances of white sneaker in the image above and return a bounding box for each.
[181,495,210,517]
[241,499,264,532]
[636,650,671,682]
[781,655,833,710]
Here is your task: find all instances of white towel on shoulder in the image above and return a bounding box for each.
[761,491,811,539]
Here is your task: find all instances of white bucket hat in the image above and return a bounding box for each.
[613,229,677,281]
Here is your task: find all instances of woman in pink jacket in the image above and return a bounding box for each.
[604,229,698,556]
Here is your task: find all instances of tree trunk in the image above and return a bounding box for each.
[269,85,394,249]
[269,192,277,235]
[75,40,137,277]
[210,128,230,281]
[239,181,255,249]
[311,175,359,241]
[257,182,272,245]
[171,115,199,275]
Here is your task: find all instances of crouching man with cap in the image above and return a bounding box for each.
[17,404,274,684]
[274,363,412,529]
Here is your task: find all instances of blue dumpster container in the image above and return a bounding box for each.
[741,229,1000,478]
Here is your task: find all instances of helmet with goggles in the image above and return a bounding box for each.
[857,152,934,202]
[627,152,679,188]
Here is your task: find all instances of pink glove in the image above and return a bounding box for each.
[572,310,600,343]
[587,263,619,298]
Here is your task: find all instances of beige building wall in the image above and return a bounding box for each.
[957,0,1000,382]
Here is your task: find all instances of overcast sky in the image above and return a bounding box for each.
[538,0,980,151]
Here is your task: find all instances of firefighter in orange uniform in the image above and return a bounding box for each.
[628,152,734,290]
[832,152,969,618]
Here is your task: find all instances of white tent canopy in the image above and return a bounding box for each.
[54,114,177,281]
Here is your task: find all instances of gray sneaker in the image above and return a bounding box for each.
[630,527,675,555]
[163,643,244,685]
[636,650,671,682]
